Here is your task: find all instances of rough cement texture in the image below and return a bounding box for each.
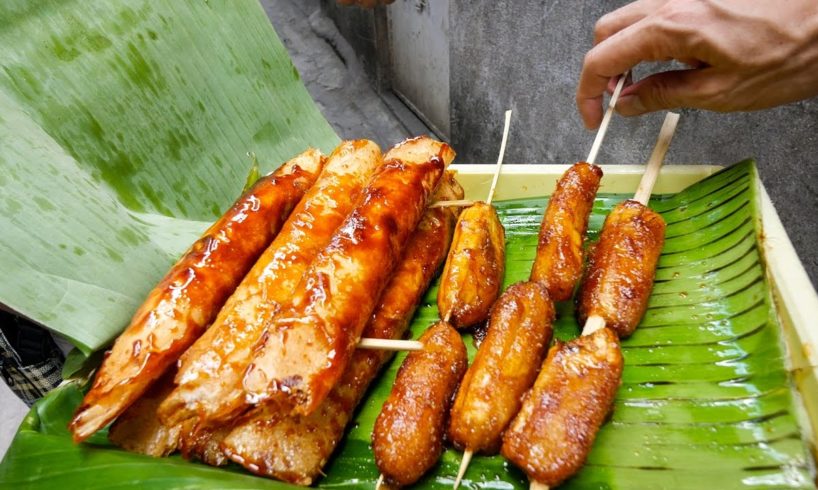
[260,0,410,149]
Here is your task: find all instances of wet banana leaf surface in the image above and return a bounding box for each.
[0,0,338,356]
[2,161,814,489]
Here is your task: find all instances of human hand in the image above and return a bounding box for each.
[336,0,394,8]
[577,0,818,129]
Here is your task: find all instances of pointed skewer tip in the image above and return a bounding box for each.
[486,109,513,205]
[453,449,473,490]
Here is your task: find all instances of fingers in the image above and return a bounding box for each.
[615,68,720,116]
[594,0,669,45]
[577,17,684,128]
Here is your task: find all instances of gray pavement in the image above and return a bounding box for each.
[0,381,28,460]
[261,0,411,148]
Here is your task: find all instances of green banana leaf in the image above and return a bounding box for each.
[0,0,339,355]
[2,161,814,489]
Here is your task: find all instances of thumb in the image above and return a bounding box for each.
[616,69,716,116]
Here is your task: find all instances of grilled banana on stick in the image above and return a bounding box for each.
[502,112,679,490]
[448,282,555,488]
[241,137,452,416]
[446,76,629,488]
[157,140,382,428]
[372,321,468,488]
[437,110,511,329]
[69,150,324,442]
[219,172,462,484]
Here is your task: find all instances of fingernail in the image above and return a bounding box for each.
[617,95,646,115]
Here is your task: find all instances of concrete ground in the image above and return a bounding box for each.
[260,0,411,148]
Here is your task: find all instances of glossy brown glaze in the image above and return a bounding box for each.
[437,202,505,329]
[530,162,602,301]
[372,321,468,487]
[108,370,182,457]
[69,150,324,442]
[156,140,382,427]
[220,176,462,484]
[576,199,666,337]
[448,281,555,455]
[242,137,453,416]
[501,327,623,487]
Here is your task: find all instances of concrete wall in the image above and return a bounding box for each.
[325,0,818,287]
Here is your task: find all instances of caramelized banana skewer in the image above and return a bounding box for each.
[69,150,325,442]
[241,137,452,417]
[156,140,383,428]
[502,112,679,490]
[448,282,555,488]
[372,111,512,487]
[437,110,511,330]
[372,321,468,488]
[446,77,630,487]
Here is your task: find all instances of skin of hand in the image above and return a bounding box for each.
[336,0,394,8]
[577,0,818,129]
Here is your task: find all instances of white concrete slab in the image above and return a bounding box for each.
[0,381,28,460]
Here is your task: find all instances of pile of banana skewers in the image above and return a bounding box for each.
[373,104,679,489]
[67,79,680,489]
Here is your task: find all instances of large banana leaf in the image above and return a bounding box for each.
[2,161,814,489]
[0,0,338,354]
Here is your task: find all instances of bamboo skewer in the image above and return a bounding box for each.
[526,111,680,490]
[360,111,512,354]
[452,449,473,490]
[487,110,513,205]
[527,112,679,490]
[433,108,512,209]
[430,199,474,208]
[579,111,679,340]
[586,72,628,165]
[357,338,423,351]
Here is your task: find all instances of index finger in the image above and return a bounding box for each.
[577,19,676,129]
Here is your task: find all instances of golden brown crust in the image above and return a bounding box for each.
[156,141,382,427]
[448,281,554,454]
[70,150,324,442]
[372,321,468,487]
[530,162,602,301]
[501,327,623,487]
[242,137,454,416]
[108,370,182,457]
[178,423,233,467]
[219,174,462,485]
[576,199,666,337]
[437,202,505,329]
